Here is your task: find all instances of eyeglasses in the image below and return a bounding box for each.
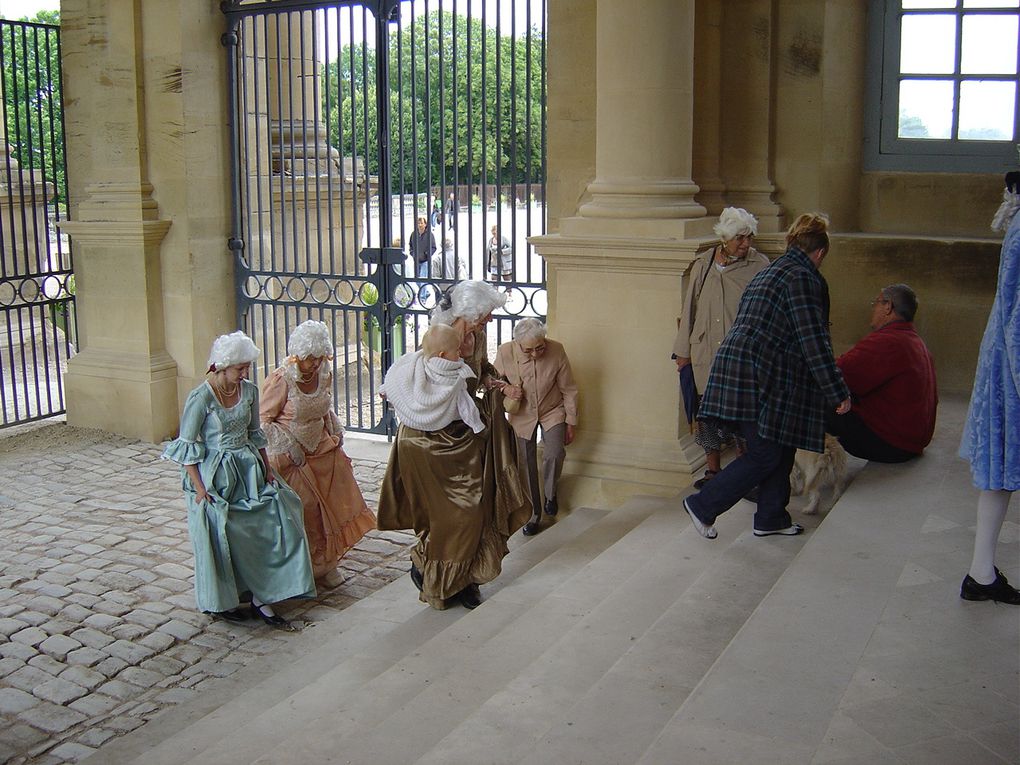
[520,343,546,355]
[870,298,890,307]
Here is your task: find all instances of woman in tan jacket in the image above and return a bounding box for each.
[494,319,579,536]
[673,207,769,488]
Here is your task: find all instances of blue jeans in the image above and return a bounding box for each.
[686,420,797,532]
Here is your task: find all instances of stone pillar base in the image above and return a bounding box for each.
[531,230,712,508]
[65,349,179,442]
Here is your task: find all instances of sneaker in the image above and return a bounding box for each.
[683,497,717,539]
[753,523,804,537]
[961,568,1020,604]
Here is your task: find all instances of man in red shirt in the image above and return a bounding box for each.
[826,284,938,462]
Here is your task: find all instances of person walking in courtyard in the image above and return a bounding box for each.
[162,331,315,628]
[494,318,578,536]
[958,186,1020,605]
[409,215,437,279]
[487,224,513,290]
[673,207,770,489]
[260,320,375,584]
[378,282,531,609]
[683,214,851,540]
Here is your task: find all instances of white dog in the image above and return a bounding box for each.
[789,434,849,515]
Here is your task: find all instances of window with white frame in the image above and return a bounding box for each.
[866,0,1020,172]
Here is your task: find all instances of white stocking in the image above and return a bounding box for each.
[251,595,276,617]
[968,490,1013,585]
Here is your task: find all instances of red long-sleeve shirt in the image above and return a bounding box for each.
[836,321,938,454]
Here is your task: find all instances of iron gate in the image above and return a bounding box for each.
[223,0,548,436]
[0,18,73,429]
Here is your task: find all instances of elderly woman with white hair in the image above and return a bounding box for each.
[494,318,578,535]
[162,331,315,628]
[259,320,375,583]
[672,207,770,488]
[377,281,531,609]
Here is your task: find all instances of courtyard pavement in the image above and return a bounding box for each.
[0,421,408,765]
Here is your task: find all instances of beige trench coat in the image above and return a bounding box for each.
[493,338,578,441]
[672,247,770,391]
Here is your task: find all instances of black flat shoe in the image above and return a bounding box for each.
[458,583,482,609]
[410,563,424,592]
[251,602,295,629]
[522,520,542,536]
[544,496,559,517]
[961,568,1020,604]
[210,609,247,623]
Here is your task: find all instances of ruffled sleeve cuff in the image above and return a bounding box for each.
[161,438,206,465]
[247,427,269,450]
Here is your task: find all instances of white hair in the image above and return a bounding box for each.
[713,207,759,241]
[287,320,333,359]
[207,330,259,371]
[431,280,506,326]
[512,318,547,342]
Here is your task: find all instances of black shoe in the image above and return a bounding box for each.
[961,568,1020,604]
[544,496,558,517]
[210,608,247,623]
[744,486,760,503]
[410,563,424,592]
[251,602,295,630]
[458,583,482,609]
[522,520,542,536]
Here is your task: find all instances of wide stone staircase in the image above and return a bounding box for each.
[86,397,1020,765]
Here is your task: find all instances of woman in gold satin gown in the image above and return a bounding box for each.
[377,282,532,609]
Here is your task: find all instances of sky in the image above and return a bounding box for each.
[0,0,56,20]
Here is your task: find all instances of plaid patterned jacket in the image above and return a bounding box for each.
[697,247,850,452]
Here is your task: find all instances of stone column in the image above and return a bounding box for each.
[59,0,177,442]
[692,0,727,218]
[717,0,783,232]
[533,0,712,508]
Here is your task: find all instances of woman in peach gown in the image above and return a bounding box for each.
[260,320,375,582]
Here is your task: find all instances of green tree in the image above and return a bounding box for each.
[1,11,65,207]
[322,10,544,195]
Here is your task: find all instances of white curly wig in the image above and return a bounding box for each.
[430,280,507,326]
[713,207,759,241]
[207,330,260,371]
[287,320,334,360]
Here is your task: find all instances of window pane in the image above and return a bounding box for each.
[962,15,1019,73]
[963,1,1019,8]
[959,80,1016,139]
[900,15,957,74]
[898,80,955,138]
[903,0,957,7]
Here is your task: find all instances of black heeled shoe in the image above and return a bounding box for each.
[251,601,294,629]
[458,583,482,609]
[410,563,424,592]
[209,608,247,623]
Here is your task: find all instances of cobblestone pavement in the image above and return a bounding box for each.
[0,422,411,765]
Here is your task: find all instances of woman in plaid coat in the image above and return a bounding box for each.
[683,213,851,539]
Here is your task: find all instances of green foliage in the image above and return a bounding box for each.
[1,12,65,207]
[323,10,544,194]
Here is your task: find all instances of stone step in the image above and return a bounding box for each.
[244,497,758,765]
[417,508,809,765]
[88,506,608,765]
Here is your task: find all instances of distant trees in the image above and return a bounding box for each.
[1,11,65,206]
[323,10,544,194]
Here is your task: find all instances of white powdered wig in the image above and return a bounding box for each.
[288,319,334,360]
[431,280,507,326]
[713,207,759,242]
[208,331,260,370]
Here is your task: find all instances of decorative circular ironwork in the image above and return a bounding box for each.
[309,277,333,304]
[0,281,18,307]
[243,276,262,299]
[392,283,415,309]
[529,287,549,317]
[41,275,65,300]
[264,275,285,300]
[284,276,308,302]
[19,278,40,303]
[334,279,357,306]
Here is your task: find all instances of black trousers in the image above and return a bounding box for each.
[825,410,917,463]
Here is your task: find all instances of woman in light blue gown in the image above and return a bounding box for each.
[163,331,315,627]
[958,188,1020,605]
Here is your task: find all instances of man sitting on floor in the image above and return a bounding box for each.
[826,283,938,462]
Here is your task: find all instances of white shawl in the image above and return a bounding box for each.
[381,352,485,434]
